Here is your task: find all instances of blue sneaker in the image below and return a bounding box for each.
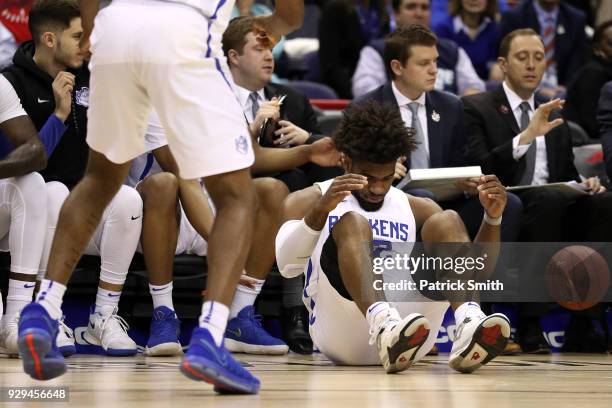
[145,306,183,356]
[180,327,260,394]
[225,306,289,355]
[17,303,66,380]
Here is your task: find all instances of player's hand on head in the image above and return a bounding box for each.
[455,177,480,196]
[316,174,368,213]
[52,71,76,122]
[477,174,507,219]
[309,137,342,167]
[274,120,309,146]
[394,156,407,180]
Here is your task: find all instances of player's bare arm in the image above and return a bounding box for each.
[473,174,506,243]
[0,116,47,178]
[253,0,304,44]
[78,0,99,57]
[251,135,341,174]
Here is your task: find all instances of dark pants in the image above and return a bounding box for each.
[516,188,612,242]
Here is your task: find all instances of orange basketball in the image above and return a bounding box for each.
[544,245,610,311]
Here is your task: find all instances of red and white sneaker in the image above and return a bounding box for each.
[369,309,431,374]
[449,313,510,373]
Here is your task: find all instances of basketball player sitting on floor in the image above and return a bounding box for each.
[276,101,511,373]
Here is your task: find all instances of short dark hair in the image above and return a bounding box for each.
[384,24,437,79]
[498,28,543,58]
[333,101,416,164]
[448,0,497,20]
[222,16,255,59]
[29,0,80,45]
[391,0,431,13]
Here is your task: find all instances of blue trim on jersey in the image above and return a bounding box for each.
[303,259,313,299]
[138,153,155,181]
[214,57,233,90]
[205,0,227,58]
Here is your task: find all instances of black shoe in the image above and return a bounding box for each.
[561,315,608,353]
[518,318,551,354]
[280,306,313,355]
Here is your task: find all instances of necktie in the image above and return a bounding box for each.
[541,16,558,87]
[407,102,429,169]
[249,92,260,123]
[519,101,536,185]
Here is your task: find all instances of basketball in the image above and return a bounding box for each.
[545,245,610,311]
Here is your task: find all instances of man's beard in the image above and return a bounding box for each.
[351,191,384,212]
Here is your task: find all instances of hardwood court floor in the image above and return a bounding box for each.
[1,353,611,407]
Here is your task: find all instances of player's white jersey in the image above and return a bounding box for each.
[303,179,417,312]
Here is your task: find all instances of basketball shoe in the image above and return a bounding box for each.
[369,309,431,374]
[56,316,76,357]
[84,305,137,356]
[17,302,66,380]
[145,306,183,356]
[225,306,288,355]
[180,327,261,394]
[0,311,19,355]
[449,312,510,373]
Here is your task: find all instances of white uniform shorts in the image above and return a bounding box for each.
[86,0,253,179]
[175,206,207,257]
[308,272,449,366]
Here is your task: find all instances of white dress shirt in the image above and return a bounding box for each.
[392,81,429,163]
[504,81,549,185]
[235,85,266,124]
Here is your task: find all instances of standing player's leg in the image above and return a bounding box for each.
[420,210,510,373]
[37,182,76,357]
[18,151,132,380]
[323,211,431,373]
[178,169,259,394]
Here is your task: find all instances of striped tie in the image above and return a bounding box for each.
[541,17,558,87]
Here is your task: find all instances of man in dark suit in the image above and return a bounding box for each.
[355,25,522,243]
[498,0,587,90]
[464,28,612,353]
[597,81,612,183]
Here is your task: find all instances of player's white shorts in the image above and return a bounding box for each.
[175,206,207,257]
[307,272,449,366]
[86,0,253,179]
[136,205,207,257]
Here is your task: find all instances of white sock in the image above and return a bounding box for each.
[229,277,265,319]
[199,301,229,347]
[454,302,483,324]
[5,278,35,317]
[365,301,391,328]
[149,282,174,311]
[36,279,66,320]
[94,287,121,313]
